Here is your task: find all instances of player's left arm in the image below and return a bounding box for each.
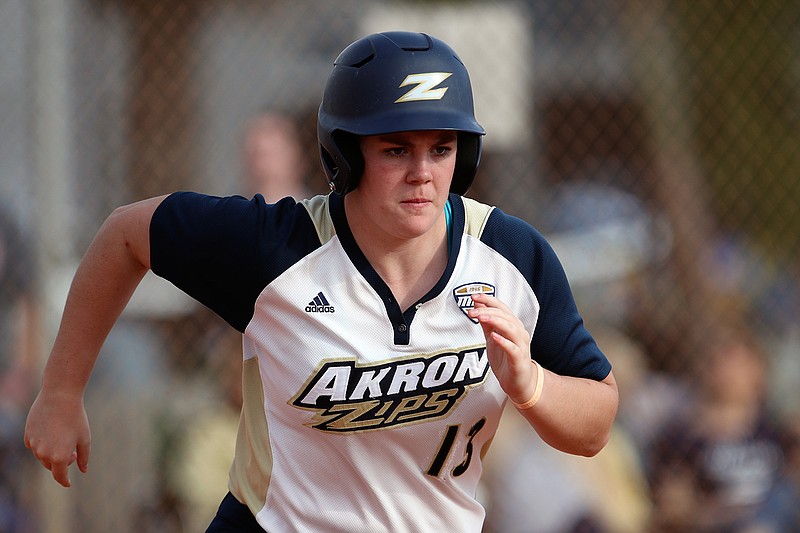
[469,292,618,457]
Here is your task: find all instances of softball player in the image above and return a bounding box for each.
[25,31,618,532]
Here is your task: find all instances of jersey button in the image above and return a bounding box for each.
[398,324,407,332]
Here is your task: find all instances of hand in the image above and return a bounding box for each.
[24,388,91,487]
[467,292,537,405]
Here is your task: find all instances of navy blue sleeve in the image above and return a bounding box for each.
[481,208,611,381]
[150,192,321,332]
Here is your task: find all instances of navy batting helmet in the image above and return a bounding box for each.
[317,31,485,196]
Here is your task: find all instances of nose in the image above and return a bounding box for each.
[407,153,433,184]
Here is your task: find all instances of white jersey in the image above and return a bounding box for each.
[150,192,611,532]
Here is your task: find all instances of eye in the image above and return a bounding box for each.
[385,146,408,158]
[432,145,454,158]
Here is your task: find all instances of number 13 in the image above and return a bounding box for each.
[426,418,487,478]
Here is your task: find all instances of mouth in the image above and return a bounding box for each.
[402,198,431,205]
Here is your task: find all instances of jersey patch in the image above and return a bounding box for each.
[453,282,496,324]
[290,347,490,433]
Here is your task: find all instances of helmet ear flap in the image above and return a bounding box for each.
[335,132,363,194]
[318,131,364,195]
[319,145,339,193]
[451,133,482,195]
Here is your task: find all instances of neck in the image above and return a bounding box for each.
[347,205,449,311]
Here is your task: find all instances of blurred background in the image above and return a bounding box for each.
[2,0,800,532]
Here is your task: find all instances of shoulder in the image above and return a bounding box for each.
[150,192,329,331]
[152,191,329,249]
[299,194,336,243]
[459,196,548,246]
[458,195,559,282]
[459,196,495,237]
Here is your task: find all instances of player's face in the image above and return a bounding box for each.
[348,130,457,242]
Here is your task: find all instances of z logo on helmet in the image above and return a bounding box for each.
[395,72,453,103]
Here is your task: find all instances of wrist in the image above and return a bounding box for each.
[41,370,87,400]
[511,360,544,410]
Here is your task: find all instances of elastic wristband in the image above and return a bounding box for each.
[512,360,545,410]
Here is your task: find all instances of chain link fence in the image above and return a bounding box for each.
[3,1,800,531]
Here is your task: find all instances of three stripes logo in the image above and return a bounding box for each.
[305,292,335,313]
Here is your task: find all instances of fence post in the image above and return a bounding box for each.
[29,0,78,530]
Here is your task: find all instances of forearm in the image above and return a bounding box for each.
[40,199,158,396]
[517,369,618,457]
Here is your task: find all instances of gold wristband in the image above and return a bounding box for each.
[511,360,545,410]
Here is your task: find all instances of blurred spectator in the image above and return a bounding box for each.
[160,108,317,529]
[78,317,174,533]
[537,161,671,331]
[480,410,608,533]
[595,327,692,465]
[0,207,39,532]
[481,328,653,533]
[478,161,666,533]
[482,406,651,533]
[647,327,800,533]
[165,322,244,533]
[240,109,312,201]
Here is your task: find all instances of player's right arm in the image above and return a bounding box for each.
[24,195,166,487]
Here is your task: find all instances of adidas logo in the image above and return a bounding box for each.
[305,292,335,313]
